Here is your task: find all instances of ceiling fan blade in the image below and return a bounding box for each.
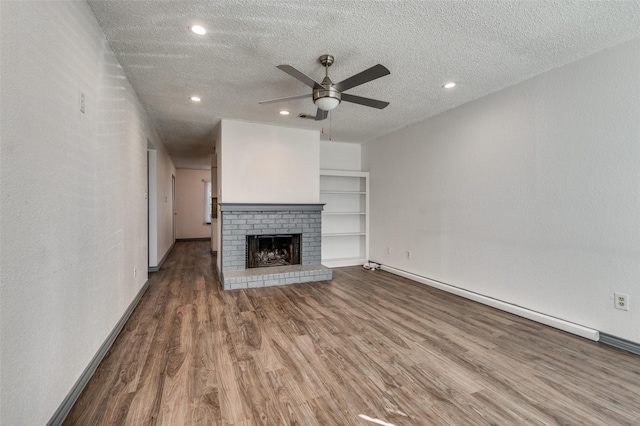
[333,64,390,92]
[276,65,323,89]
[259,93,311,105]
[341,93,389,109]
[315,108,328,121]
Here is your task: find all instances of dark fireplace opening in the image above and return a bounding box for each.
[247,234,301,269]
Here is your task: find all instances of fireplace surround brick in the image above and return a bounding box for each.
[218,204,332,290]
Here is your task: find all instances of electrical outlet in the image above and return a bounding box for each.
[387,246,391,254]
[80,92,86,113]
[134,267,137,277]
[406,250,411,260]
[614,292,629,311]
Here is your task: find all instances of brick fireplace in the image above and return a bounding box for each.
[218,203,332,290]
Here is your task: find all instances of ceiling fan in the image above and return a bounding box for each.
[259,54,390,121]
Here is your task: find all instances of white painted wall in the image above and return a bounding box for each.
[154,140,177,266]
[211,150,219,252]
[215,123,222,202]
[362,38,640,344]
[148,139,176,268]
[0,1,172,423]
[215,125,223,266]
[219,120,320,204]
[320,141,361,171]
[175,169,212,239]
[148,149,160,266]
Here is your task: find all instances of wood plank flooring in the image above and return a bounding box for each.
[64,241,640,425]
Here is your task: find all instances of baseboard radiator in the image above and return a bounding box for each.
[598,333,640,355]
[377,264,600,341]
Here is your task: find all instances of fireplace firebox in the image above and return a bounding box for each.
[246,234,301,269]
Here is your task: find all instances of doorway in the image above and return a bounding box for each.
[147,145,158,268]
[172,174,176,242]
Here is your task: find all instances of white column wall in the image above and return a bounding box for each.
[362,38,640,343]
[219,120,320,204]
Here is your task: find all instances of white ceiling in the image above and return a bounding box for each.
[87,0,640,169]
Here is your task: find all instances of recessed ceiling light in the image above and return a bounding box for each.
[190,25,206,35]
[443,82,456,89]
[190,96,201,102]
[279,110,290,116]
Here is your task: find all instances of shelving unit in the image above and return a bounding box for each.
[320,169,369,267]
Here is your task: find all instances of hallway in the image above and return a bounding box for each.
[64,241,640,425]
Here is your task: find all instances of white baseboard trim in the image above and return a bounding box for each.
[378,264,599,342]
[47,279,150,426]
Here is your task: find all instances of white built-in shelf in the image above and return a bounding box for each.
[320,169,369,268]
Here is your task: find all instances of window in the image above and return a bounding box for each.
[204,181,212,224]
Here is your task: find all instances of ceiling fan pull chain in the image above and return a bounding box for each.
[329,111,333,141]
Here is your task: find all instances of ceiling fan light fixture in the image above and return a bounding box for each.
[314,96,340,111]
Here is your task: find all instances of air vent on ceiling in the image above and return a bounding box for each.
[297,113,316,120]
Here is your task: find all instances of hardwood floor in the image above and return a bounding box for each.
[64,241,640,425]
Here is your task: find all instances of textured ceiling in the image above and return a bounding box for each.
[87,0,640,169]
